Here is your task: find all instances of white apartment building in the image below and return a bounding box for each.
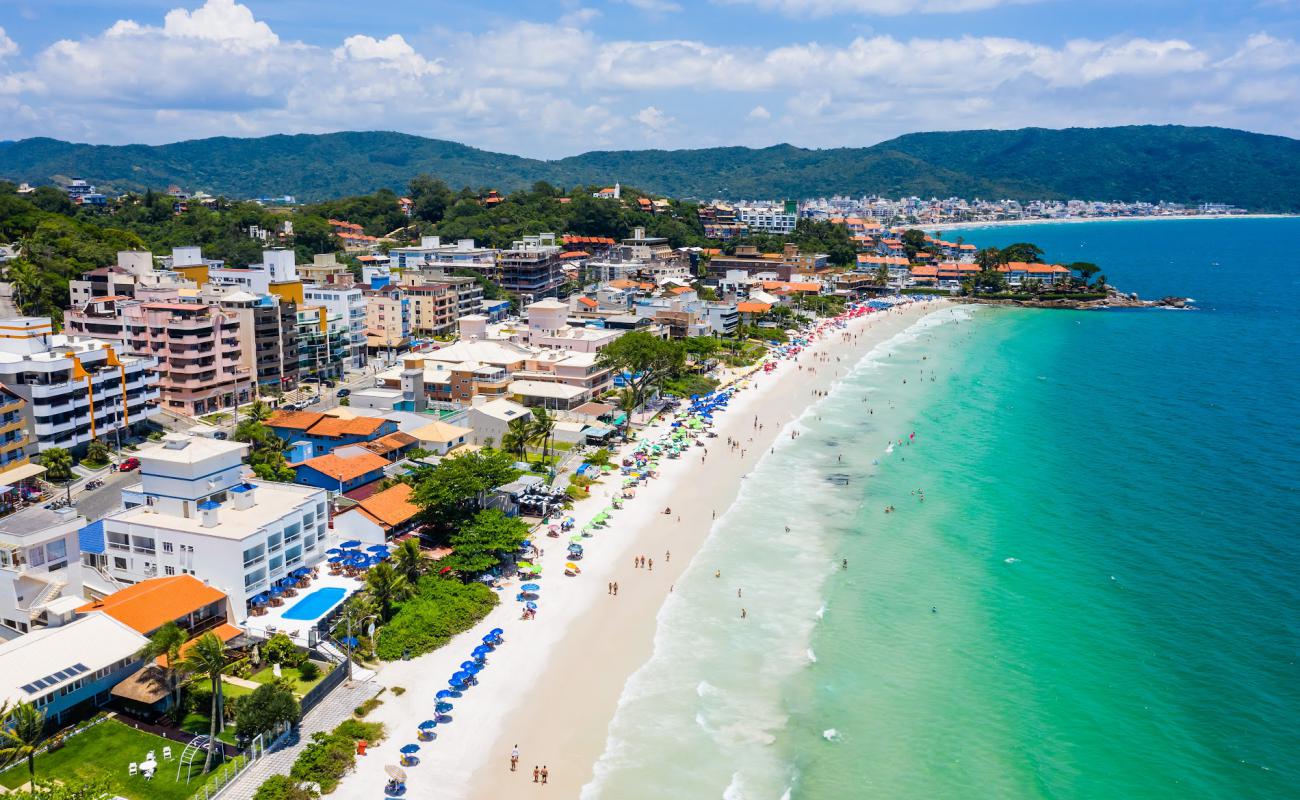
[387,236,498,271]
[102,436,331,613]
[0,506,87,637]
[737,204,798,235]
[0,317,161,453]
[303,285,367,369]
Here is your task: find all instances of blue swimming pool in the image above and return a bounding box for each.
[281,587,347,621]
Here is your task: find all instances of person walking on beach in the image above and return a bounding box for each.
[648,558,654,571]
[613,582,619,596]
[608,581,613,595]
[741,608,747,619]
[665,550,671,562]
[511,745,520,772]
[533,766,540,783]
[541,766,549,785]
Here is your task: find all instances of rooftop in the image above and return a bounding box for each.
[140,435,248,465]
[409,420,474,444]
[106,481,323,540]
[349,483,420,530]
[0,614,147,707]
[300,451,391,482]
[75,574,226,635]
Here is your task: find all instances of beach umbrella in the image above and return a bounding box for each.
[460,661,477,671]
[340,539,362,548]
[385,765,407,781]
[418,719,436,730]
[569,535,584,543]
[435,689,454,699]
[516,561,533,570]
[340,636,359,648]
[525,601,538,610]
[448,677,465,688]
[400,744,420,755]
[326,547,344,555]
[520,583,541,592]
[565,562,579,571]
[367,544,389,553]
[327,555,345,563]
[489,628,504,636]
[436,701,453,712]
[465,663,482,674]
[270,585,283,596]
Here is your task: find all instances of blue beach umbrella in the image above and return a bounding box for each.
[525,601,538,610]
[481,635,497,644]
[489,628,504,636]
[418,719,436,729]
[340,636,360,648]
[448,677,464,688]
[326,547,344,555]
[435,701,453,713]
[340,539,363,548]
[460,661,477,671]
[400,744,420,754]
[520,583,540,592]
[465,663,482,674]
[327,555,345,563]
[367,544,389,552]
[270,586,283,596]
[435,690,454,699]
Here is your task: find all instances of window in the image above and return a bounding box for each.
[46,539,67,562]
[28,546,46,567]
[164,566,176,576]
[113,556,127,570]
[242,544,265,568]
[107,532,129,551]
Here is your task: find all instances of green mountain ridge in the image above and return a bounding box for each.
[2,125,1298,210]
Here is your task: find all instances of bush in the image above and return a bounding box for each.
[187,681,212,714]
[334,718,385,742]
[373,577,498,661]
[289,732,354,794]
[353,697,383,718]
[254,775,318,800]
[297,660,320,682]
[565,485,589,501]
[389,685,405,696]
[568,473,595,489]
[237,680,300,740]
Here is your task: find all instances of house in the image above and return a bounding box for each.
[0,506,88,637]
[465,397,532,446]
[0,613,147,726]
[294,451,391,494]
[265,410,399,458]
[408,421,474,455]
[362,431,418,462]
[736,301,772,323]
[332,484,422,546]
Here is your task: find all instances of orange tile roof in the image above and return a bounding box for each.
[176,623,243,659]
[266,410,327,430]
[910,265,939,277]
[307,415,389,438]
[668,286,693,295]
[560,251,589,260]
[364,431,417,455]
[301,451,391,482]
[576,296,598,308]
[353,483,421,530]
[737,301,772,313]
[78,575,226,634]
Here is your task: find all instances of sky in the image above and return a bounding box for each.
[1,0,1298,158]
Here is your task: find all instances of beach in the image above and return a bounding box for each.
[925,212,1295,232]
[336,299,940,799]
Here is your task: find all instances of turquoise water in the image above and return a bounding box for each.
[585,218,1300,799]
[282,586,347,620]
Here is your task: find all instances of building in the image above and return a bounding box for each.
[201,288,300,390]
[265,410,398,458]
[465,396,533,446]
[405,283,456,336]
[498,234,565,301]
[299,253,355,287]
[75,574,234,640]
[0,506,87,637]
[0,613,147,726]
[365,285,411,354]
[387,237,498,272]
[297,307,352,381]
[293,451,390,494]
[0,317,161,452]
[332,483,421,546]
[303,285,367,370]
[103,435,330,612]
[737,202,798,234]
[408,421,473,455]
[706,244,824,282]
[0,385,34,483]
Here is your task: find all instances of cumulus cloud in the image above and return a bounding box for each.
[0,0,1296,155]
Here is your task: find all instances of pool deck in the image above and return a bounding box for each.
[238,570,361,646]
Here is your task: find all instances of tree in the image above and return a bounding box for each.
[0,702,47,784]
[445,509,529,574]
[84,439,110,467]
[137,620,190,711]
[39,447,73,482]
[616,388,639,440]
[501,417,532,461]
[1070,261,1100,286]
[529,407,555,465]
[182,633,229,774]
[263,632,304,667]
[999,242,1044,264]
[254,774,319,800]
[245,400,273,423]
[365,562,411,622]
[409,449,521,531]
[236,680,300,741]
[596,332,685,416]
[5,259,46,316]
[391,538,427,585]
[975,247,1003,270]
[900,228,928,259]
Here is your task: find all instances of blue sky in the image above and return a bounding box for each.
[1,0,1298,157]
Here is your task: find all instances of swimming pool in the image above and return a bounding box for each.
[281,587,347,621]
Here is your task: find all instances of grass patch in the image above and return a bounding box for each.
[0,718,237,800]
[219,678,256,699]
[354,697,383,718]
[179,712,239,746]
[248,663,331,696]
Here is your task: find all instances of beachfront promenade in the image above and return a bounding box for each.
[332,300,940,799]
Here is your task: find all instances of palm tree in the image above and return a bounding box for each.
[5,260,45,316]
[616,388,638,440]
[244,399,273,423]
[0,701,47,785]
[364,562,410,622]
[136,620,189,712]
[529,407,555,465]
[391,538,426,585]
[38,447,73,483]
[181,633,228,775]
[501,417,532,461]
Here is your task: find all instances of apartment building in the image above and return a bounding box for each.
[387,236,497,272]
[115,302,248,416]
[200,287,300,390]
[499,234,565,301]
[299,253,355,287]
[364,285,410,354]
[737,202,799,234]
[0,505,87,636]
[297,307,352,381]
[302,285,367,369]
[68,250,199,306]
[0,386,33,480]
[405,283,456,336]
[395,269,485,320]
[104,435,330,612]
[0,317,160,452]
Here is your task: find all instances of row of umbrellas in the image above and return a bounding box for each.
[400,628,508,786]
[327,542,391,569]
[248,569,313,605]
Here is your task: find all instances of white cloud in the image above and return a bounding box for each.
[622,0,685,12]
[747,105,772,120]
[0,27,18,60]
[634,105,673,130]
[717,0,1033,15]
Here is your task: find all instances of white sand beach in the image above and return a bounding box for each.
[335,300,940,799]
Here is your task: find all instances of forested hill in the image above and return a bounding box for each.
[2,125,1298,209]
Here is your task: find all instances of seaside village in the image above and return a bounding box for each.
[0,181,1101,798]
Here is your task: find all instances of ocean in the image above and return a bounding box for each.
[582,218,1300,800]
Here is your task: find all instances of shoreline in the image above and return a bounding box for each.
[922,213,1296,232]
[333,300,940,799]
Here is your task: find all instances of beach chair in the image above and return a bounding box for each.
[128,763,138,776]
[163,746,173,761]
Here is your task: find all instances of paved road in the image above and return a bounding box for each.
[72,467,140,522]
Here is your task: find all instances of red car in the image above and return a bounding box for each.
[118,457,140,472]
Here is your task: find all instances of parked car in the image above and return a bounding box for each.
[213,431,229,440]
[119,457,140,472]
[322,379,336,388]
[337,388,351,398]
[282,403,300,411]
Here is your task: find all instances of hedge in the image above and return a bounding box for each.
[373,577,498,661]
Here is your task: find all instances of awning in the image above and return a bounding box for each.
[78,520,106,555]
[0,463,46,485]
[583,425,616,440]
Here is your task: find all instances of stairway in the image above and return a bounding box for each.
[26,578,66,619]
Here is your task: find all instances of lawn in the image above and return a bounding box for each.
[248,662,332,696]
[0,718,240,800]
[179,712,239,746]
